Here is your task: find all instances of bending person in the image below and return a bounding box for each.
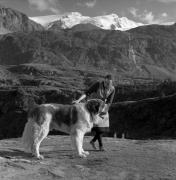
[73,74,115,151]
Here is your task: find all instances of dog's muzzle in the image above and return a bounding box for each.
[98,102,108,119]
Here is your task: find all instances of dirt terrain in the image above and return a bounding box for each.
[0,135,176,180]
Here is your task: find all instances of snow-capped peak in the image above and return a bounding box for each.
[30,15,60,26]
[30,12,144,31]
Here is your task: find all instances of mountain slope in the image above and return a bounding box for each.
[0,4,44,34]
[0,23,176,80]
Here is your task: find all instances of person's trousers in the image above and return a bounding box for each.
[91,127,103,147]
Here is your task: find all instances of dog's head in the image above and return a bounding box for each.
[86,99,105,115]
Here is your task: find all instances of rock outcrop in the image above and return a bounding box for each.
[0,4,44,34]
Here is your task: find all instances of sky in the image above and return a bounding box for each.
[0,0,176,24]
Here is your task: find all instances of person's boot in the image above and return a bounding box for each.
[90,141,97,150]
[99,146,105,151]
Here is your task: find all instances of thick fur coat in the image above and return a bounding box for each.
[22,99,105,159]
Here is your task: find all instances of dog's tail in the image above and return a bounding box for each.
[21,117,37,153]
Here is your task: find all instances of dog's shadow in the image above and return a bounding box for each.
[0,148,100,161]
[0,148,75,160]
[0,149,33,160]
[42,148,99,159]
[43,149,76,159]
[86,149,101,152]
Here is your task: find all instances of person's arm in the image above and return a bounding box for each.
[85,82,99,97]
[106,88,115,107]
[72,94,86,104]
[72,82,99,103]
[99,88,115,116]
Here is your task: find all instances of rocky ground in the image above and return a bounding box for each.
[0,135,176,180]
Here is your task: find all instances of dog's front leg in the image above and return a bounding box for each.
[71,129,88,158]
[77,129,89,156]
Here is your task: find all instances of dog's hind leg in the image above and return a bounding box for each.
[22,118,35,153]
[31,113,51,160]
[32,135,46,160]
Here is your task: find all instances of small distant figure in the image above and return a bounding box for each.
[73,74,115,151]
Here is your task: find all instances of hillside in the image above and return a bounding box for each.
[110,94,176,139]
[0,24,176,80]
[0,77,175,140]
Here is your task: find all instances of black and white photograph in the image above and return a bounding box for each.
[0,0,176,179]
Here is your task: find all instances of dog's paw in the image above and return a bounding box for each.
[38,155,44,160]
[78,153,87,158]
[36,155,44,160]
[83,151,89,155]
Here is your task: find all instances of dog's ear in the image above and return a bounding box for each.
[86,99,104,115]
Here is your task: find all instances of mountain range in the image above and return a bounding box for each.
[0,4,176,81]
[30,12,144,31]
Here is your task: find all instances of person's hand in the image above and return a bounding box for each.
[107,103,112,111]
[99,111,108,119]
[99,111,107,116]
[102,103,110,113]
